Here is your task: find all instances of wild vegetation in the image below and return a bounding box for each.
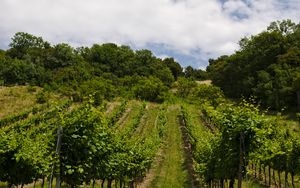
[207,19,300,111]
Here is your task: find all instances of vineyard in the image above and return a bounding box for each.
[0,18,300,188]
[0,84,299,188]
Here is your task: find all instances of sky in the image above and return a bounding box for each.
[0,0,300,69]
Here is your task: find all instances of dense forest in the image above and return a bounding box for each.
[207,20,300,111]
[0,20,300,188]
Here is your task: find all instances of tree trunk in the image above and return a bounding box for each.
[107,179,112,188]
[229,178,234,188]
[33,178,37,188]
[92,179,95,188]
[278,171,281,188]
[284,171,288,188]
[120,180,123,188]
[51,178,54,188]
[129,180,134,188]
[101,179,105,188]
[56,174,61,188]
[41,177,45,188]
[220,178,224,188]
[21,183,24,188]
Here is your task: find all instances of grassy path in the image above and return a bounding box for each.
[149,105,191,188]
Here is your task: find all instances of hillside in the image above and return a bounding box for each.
[0,84,299,188]
[0,20,300,188]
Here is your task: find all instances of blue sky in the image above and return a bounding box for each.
[0,0,300,69]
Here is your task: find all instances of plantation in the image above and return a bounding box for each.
[0,20,300,188]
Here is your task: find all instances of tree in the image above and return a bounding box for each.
[163,57,183,80]
[267,19,297,35]
[7,32,50,59]
[207,20,300,110]
[45,43,77,69]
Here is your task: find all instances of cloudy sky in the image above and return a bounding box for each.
[0,0,300,69]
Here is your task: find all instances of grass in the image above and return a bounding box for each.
[104,100,121,115]
[196,80,212,85]
[150,105,191,188]
[115,100,142,132]
[0,86,41,118]
[0,182,7,188]
[242,180,265,188]
[131,103,159,138]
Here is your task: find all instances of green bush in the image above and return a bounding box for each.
[36,90,48,104]
[175,77,197,97]
[79,77,116,101]
[93,91,104,106]
[132,76,168,102]
[191,84,225,107]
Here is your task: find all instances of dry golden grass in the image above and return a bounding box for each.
[196,80,212,85]
[0,86,41,118]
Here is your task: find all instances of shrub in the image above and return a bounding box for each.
[191,84,225,107]
[132,76,168,102]
[175,77,197,97]
[36,90,48,104]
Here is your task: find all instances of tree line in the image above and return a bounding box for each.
[207,19,300,111]
[0,32,207,103]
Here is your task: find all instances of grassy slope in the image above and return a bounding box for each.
[115,100,142,132]
[150,105,191,188]
[0,86,41,118]
[131,103,159,138]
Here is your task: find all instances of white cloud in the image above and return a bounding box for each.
[0,0,299,68]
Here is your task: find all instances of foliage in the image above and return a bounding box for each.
[59,100,112,186]
[184,66,208,80]
[132,76,168,102]
[175,77,197,97]
[107,100,127,127]
[0,32,195,103]
[207,19,300,110]
[36,90,49,104]
[163,57,183,80]
[190,84,225,107]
